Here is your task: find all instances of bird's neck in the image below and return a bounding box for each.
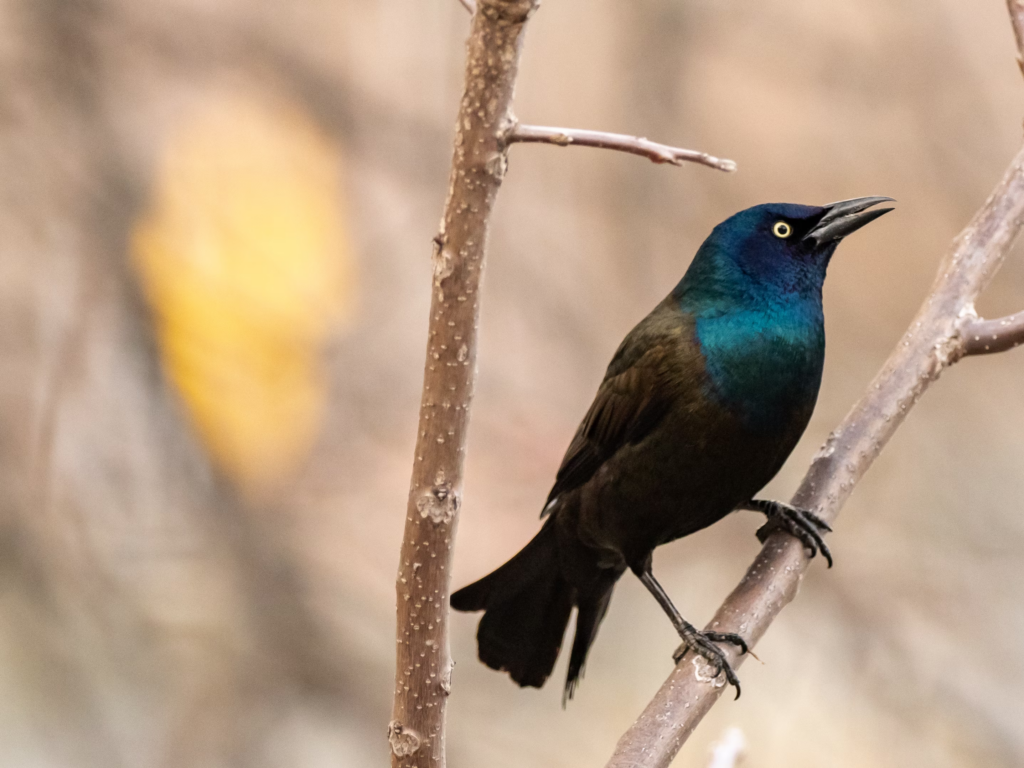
[671,238,828,431]
[690,298,825,433]
[672,237,827,314]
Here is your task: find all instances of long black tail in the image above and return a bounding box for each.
[451,520,616,698]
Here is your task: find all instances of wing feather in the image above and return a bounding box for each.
[543,343,674,510]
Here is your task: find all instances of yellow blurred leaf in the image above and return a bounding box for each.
[132,94,352,493]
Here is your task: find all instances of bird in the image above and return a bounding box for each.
[451,197,894,701]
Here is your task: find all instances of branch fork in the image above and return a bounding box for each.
[961,309,1024,355]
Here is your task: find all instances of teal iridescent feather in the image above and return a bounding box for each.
[674,204,834,430]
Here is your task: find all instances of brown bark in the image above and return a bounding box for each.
[963,310,1024,355]
[605,141,1024,768]
[389,2,537,767]
[509,124,737,171]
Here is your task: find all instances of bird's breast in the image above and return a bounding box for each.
[694,305,825,433]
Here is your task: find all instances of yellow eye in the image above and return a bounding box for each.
[773,221,792,238]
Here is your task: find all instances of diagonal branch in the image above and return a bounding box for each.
[605,141,1024,768]
[508,123,737,172]
[963,310,1024,355]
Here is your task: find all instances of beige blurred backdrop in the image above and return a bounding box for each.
[1,0,1023,766]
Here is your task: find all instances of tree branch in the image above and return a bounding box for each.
[389,2,536,767]
[1009,0,1024,76]
[962,310,1024,355]
[508,123,737,172]
[605,141,1024,768]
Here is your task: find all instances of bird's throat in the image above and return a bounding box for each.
[694,305,825,432]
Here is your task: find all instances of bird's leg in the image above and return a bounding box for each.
[741,499,833,567]
[636,562,746,699]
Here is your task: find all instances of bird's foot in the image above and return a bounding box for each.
[671,628,747,699]
[748,499,833,567]
[637,565,746,698]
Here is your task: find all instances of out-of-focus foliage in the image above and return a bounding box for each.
[133,96,352,491]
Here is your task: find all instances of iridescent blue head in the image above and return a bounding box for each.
[674,197,894,314]
[672,197,894,430]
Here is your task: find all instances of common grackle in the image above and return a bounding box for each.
[451,197,894,700]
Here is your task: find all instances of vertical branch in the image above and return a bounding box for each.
[389,2,537,768]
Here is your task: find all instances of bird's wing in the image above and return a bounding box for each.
[543,342,675,511]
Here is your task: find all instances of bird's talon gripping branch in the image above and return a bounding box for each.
[806,509,833,532]
[745,499,833,567]
[636,566,745,698]
[672,630,744,699]
[703,631,749,656]
[671,631,747,663]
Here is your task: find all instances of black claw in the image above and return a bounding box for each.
[751,500,834,567]
[819,540,834,568]
[704,631,748,656]
[803,509,833,533]
[671,630,744,699]
[726,668,742,700]
[714,651,742,699]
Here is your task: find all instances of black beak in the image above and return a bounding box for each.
[804,196,895,246]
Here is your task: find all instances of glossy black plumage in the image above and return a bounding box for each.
[452,198,893,699]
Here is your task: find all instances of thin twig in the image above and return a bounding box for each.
[963,310,1024,355]
[508,123,737,172]
[389,2,537,768]
[1009,0,1024,76]
[605,142,1024,768]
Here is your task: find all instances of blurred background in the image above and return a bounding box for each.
[1,0,1023,766]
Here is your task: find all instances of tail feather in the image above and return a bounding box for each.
[450,520,558,612]
[563,582,614,702]
[451,519,619,696]
[477,570,573,688]
[452,520,573,688]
